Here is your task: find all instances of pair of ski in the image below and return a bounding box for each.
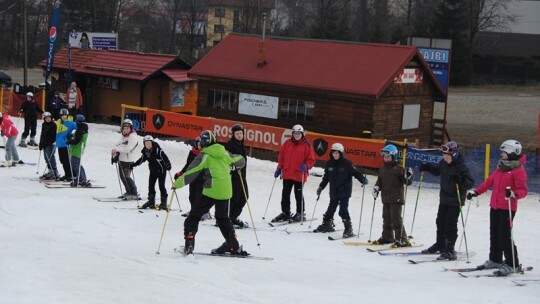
[454,266,533,278]
[42,179,105,188]
[407,251,477,264]
[173,247,273,261]
[93,196,140,202]
[342,240,424,252]
[0,162,37,167]
[268,218,317,227]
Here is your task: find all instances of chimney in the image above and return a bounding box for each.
[257,13,267,66]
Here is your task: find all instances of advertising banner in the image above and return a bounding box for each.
[68,32,118,50]
[238,92,279,119]
[418,48,450,93]
[145,109,211,139]
[45,7,61,80]
[394,68,423,83]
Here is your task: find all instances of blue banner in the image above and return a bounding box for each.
[419,48,450,95]
[45,7,61,81]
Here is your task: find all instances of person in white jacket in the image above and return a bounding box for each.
[111,119,139,200]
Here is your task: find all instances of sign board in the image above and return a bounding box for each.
[69,31,118,50]
[394,68,423,83]
[238,92,279,119]
[418,48,450,93]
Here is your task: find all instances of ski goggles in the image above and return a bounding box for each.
[380,150,393,157]
[440,145,455,154]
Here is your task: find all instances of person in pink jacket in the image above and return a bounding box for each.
[467,139,528,276]
[0,112,23,167]
[272,124,316,223]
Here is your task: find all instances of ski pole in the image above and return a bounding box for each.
[356,184,366,238]
[115,161,123,197]
[156,189,176,255]
[238,170,261,247]
[458,195,472,252]
[409,172,424,239]
[309,194,320,229]
[131,168,141,205]
[36,149,42,174]
[456,184,470,263]
[399,182,409,242]
[506,186,517,273]
[168,171,182,212]
[262,177,278,220]
[368,197,377,242]
[300,171,306,225]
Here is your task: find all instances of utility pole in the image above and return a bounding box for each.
[23,0,28,86]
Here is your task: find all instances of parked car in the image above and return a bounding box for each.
[0,71,13,88]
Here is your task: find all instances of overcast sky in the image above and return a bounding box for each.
[511,0,540,34]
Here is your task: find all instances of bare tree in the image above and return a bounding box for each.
[469,0,517,42]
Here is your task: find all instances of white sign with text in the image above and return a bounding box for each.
[238,92,279,119]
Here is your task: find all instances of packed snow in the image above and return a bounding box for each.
[1,118,539,304]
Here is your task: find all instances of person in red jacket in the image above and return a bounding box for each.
[272,124,316,223]
[0,112,23,167]
[467,140,528,276]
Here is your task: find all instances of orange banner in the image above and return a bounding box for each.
[144,110,391,168]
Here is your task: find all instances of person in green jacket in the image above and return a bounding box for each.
[174,130,246,256]
[66,114,89,187]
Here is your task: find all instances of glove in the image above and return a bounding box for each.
[274,168,282,178]
[111,152,119,164]
[466,190,477,200]
[372,186,380,199]
[316,187,323,196]
[1,131,4,136]
[174,172,183,180]
[405,168,413,180]
[360,175,368,186]
[452,174,462,184]
[300,163,308,173]
[419,163,431,172]
[39,144,43,151]
[505,188,515,199]
[165,163,172,171]
[230,165,237,171]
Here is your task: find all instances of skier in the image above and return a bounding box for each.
[131,136,171,211]
[314,143,368,238]
[47,91,67,120]
[174,137,210,220]
[111,119,139,200]
[66,114,90,187]
[19,92,44,147]
[272,124,316,222]
[419,141,474,260]
[225,124,249,228]
[173,130,247,256]
[38,112,59,180]
[56,108,77,181]
[0,112,23,167]
[467,140,528,276]
[371,144,413,246]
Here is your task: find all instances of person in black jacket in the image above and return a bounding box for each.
[419,141,474,260]
[38,112,59,180]
[131,136,171,211]
[19,92,44,147]
[315,143,368,238]
[225,124,249,228]
[174,137,208,219]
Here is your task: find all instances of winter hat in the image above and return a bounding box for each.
[76,114,85,122]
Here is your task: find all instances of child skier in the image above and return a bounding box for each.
[371,144,413,246]
[225,124,249,228]
[419,141,474,260]
[314,143,368,238]
[19,92,44,147]
[467,140,528,276]
[112,119,139,200]
[66,114,89,187]
[0,112,23,167]
[131,136,171,211]
[173,130,246,256]
[56,108,77,181]
[38,112,59,180]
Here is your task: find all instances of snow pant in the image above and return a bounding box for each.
[434,204,460,250]
[229,174,248,220]
[58,147,72,179]
[4,136,20,162]
[43,145,58,173]
[184,195,238,251]
[148,171,167,201]
[381,202,407,242]
[489,208,519,267]
[70,155,86,183]
[22,117,38,138]
[280,179,305,215]
[119,161,138,196]
[188,181,203,207]
[324,197,351,221]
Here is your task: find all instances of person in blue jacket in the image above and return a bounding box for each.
[55,108,77,181]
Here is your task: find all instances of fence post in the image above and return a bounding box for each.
[1,87,3,111]
[484,144,491,181]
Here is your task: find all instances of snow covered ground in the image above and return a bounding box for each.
[1,118,539,304]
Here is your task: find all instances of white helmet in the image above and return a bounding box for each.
[331,143,344,153]
[43,112,52,118]
[26,92,34,97]
[123,119,133,126]
[500,140,522,160]
[143,135,154,142]
[292,124,305,136]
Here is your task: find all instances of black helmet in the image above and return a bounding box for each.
[59,108,69,115]
[200,130,216,147]
[231,124,244,133]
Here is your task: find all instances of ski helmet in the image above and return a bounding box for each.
[440,141,459,161]
[381,144,398,159]
[76,114,85,122]
[43,112,52,119]
[200,130,217,147]
[500,139,522,160]
[123,119,133,129]
[231,124,245,139]
[331,143,345,153]
[26,92,34,97]
[292,124,305,137]
[59,108,69,116]
[143,135,154,142]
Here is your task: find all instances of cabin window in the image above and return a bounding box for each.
[214,24,224,34]
[402,104,421,130]
[215,8,225,17]
[207,89,238,111]
[280,98,314,121]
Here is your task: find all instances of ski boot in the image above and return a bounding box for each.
[342,219,355,238]
[27,137,38,146]
[184,232,195,255]
[421,243,441,254]
[313,217,335,233]
[157,195,168,212]
[18,138,27,147]
[290,212,306,222]
[271,212,291,223]
[231,218,249,229]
